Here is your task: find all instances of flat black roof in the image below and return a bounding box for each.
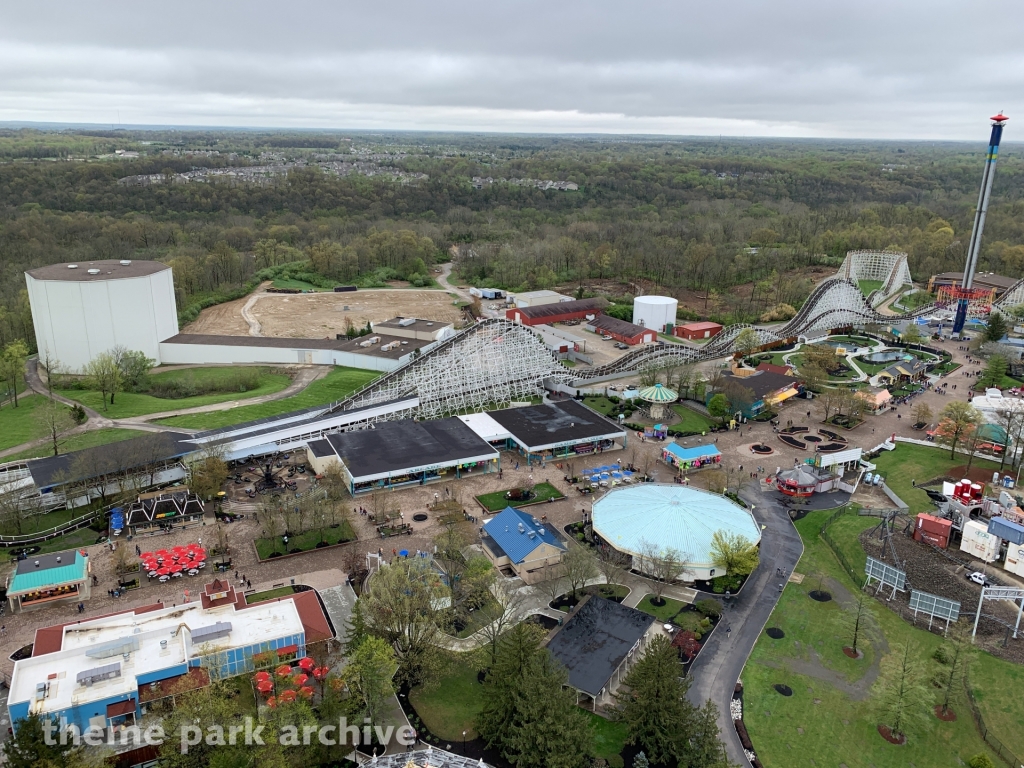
[28,432,196,490]
[307,439,335,458]
[546,596,655,696]
[516,298,605,319]
[721,370,797,400]
[162,332,428,360]
[374,317,453,331]
[325,417,498,479]
[590,314,649,337]
[15,551,81,575]
[487,400,624,450]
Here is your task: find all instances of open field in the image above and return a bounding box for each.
[155,366,379,430]
[871,443,1000,514]
[2,427,142,462]
[59,367,291,419]
[671,404,717,432]
[409,662,486,740]
[475,481,564,511]
[0,394,49,452]
[186,288,464,339]
[858,280,883,297]
[743,507,1002,768]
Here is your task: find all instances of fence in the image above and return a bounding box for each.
[965,683,1023,768]
[818,506,861,585]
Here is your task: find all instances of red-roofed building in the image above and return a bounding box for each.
[674,321,723,340]
[755,362,794,377]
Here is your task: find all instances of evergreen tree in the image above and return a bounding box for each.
[632,752,650,768]
[478,622,593,768]
[986,312,1008,343]
[618,635,694,764]
[683,700,731,768]
[3,715,82,768]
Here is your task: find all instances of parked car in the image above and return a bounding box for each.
[966,571,992,587]
[614,342,629,349]
[602,335,613,341]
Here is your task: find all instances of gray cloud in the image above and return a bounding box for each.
[2,0,1023,137]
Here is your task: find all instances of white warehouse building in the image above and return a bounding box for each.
[632,295,678,333]
[26,260,178,372]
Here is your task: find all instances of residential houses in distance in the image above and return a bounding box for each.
[118,157,428,187]
[472,176,579,191]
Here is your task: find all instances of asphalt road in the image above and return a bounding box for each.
[686,482,804,768]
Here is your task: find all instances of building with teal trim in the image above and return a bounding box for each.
[6,550,91,613]
[8,579,331,735]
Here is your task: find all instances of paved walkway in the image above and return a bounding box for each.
[319,582,358,641]
[685,481,804,768]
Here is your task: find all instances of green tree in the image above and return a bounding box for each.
[968,753,997,768]
[901,323,923,346]
[874,641,930,742]
[979,354,1008,390]
[84,351,122,408]
[684,699,732,768]
[843,592,873,656]
[347,635,398,727]
[707,393,731,425]
[617,634,693,764]
[478,622,593,768]
[985,312,1008,343]
[0,339,29,407]
[3,715,83,768]
[110,346,155,392]
[734,328,760,358]
[709,530,759,576]
[562,544,597,601]
[937,621,975,719]
[34,397,77,456]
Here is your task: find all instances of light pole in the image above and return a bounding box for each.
[462,730,467,755]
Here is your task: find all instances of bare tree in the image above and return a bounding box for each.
[596,545,631,589]
[34,397,76,456]
[536,564,567,607]
[475,579,528,668]
[647,547,689,603]
[562,545,598,602]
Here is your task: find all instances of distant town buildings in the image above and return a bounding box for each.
[472,176,579,191]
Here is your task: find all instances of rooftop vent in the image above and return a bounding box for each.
[160,640,167,649]
[517,522,525,533]
[120,260,132,265]
[398,318,416,327]
[87,269,101,275]
[68,264,78,269]
[33,560,39,567]
[55,556,61,563]
[538,528,546,536]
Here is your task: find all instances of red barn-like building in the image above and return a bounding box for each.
[674,321,723,340]
[506,298,606,326]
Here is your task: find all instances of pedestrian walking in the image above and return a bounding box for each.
[247,579,252,590]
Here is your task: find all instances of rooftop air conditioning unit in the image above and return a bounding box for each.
[68,264,78,269]
[120,260,132,265]
[398,318,416,327]
[87,269,101,275]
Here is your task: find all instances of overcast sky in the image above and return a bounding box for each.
[3,0,1023,139]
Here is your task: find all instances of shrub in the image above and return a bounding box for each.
[932,646,950,665]
[699,617,712,630]
[711,574,744,593]
[608,756,624,768]
[695,598,723,619]
[968,754,996,768]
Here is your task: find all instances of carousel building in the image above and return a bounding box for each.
[774,465,837,497]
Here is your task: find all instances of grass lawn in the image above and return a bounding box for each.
[969,653,1024,758]
[586,712,629,760]
[271,278,328,291]
[59,367,291,419]
[475,481,564,511]
[560,359,577,368]
[155,366,379,430]
[3,428,142,462]
[410,662,486,740]
[635,594,687,622]
[671,404,716,433]
[254,521,356,560]
[246,586,297,604]
[0,394,50,452]
[871,443,1000,513]
[742,507,1001,768]
[857,280,884,297]
[455,596,501,638]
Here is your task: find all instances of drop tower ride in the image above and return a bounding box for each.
[953,112,1009,335]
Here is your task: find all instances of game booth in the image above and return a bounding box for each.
[774,464,837,497]
[662,443,722,471]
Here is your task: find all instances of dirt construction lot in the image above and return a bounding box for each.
[184,288,465,338]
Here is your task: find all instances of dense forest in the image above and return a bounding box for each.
[2,127,1024,352]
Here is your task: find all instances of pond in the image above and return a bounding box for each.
[861,350,913,363]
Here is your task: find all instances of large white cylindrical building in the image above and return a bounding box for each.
[632,295,678,333]
[26,260,178,372]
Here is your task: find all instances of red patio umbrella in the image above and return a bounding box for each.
[155,549,169,557]
[275,664,292,678]
[279,689,297,703]
[139,552,154,560]
[144,562,159,572]
[157,566,171,576]
[298,657,315,671]
[254,671,271,682]
[191,549,207,559]
[298,686,314,699]
[313,666,330,680]
[291,673,309,687]
[256,680,274,695]
[266,696,277,708]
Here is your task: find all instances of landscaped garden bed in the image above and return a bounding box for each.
[254,521,356,560]
[550,583,630,611]
[475,481,564,511]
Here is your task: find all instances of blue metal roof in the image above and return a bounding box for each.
[483,507,564,564]
[663,443,721,462]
